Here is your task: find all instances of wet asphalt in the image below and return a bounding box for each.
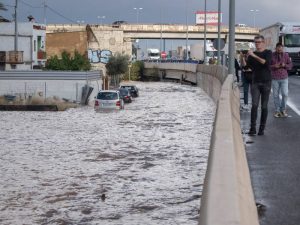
[240,75,300,225]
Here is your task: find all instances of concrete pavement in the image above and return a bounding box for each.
[239,79,300,225]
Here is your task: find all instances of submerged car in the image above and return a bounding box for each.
[119,85,139,97]
[94,90,124,110]
[118,88,132,103]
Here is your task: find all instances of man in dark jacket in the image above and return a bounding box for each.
[246,35,272,136]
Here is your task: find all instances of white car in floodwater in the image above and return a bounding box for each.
[94,90,124,110]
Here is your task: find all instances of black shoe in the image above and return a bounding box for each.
[247,129,256,136]
[258,125,265,136]
[257,127,264,136]
[258,130,264,135]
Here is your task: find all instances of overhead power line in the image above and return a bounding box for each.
[16,0,77,23]
[5,0,78,24]
[46,5,78,23]
[20,0,43,8]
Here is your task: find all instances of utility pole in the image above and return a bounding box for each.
[217,0,221,65]
[160,5,162,56]
[14,0,18,51]
[228,0,235,74]
[43,0,47,25]
[203,0,207,64]
[185,0,189,60]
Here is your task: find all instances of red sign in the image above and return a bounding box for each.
[195,11,222,25]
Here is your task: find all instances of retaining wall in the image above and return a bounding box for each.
[0,71,102,103]
[144,62,259,225]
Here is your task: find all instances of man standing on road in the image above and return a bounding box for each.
[270,42,292,118]
[246,35,272,136]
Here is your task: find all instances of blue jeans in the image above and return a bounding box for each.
[272,78,288,112]
[251,81,272,128]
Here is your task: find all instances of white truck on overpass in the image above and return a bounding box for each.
[147,48,160,60]
[260,22,300,74]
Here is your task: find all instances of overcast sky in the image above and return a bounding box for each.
[1,0,300,28]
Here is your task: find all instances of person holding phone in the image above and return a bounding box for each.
[246,35,272,136]
[240,50,252,110]
[270,42,292,118]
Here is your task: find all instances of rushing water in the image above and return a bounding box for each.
[0,82,215,225]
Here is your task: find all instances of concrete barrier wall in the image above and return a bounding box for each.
[144,62,259,225]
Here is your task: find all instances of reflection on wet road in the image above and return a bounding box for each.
[0,82,215,225]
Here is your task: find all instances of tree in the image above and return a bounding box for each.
[46,50,91,71]
[123,61,144,81]
[105,53,130,86]
[45,55,61,70]
[71,50,91,71]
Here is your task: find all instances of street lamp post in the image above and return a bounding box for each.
[203,0,207,64]
[133,7,143,24]
[250,9,259,27]
[97,16,105,25]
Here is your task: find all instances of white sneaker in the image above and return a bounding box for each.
[274,112,282,118]
[242,104,250,110]
[281,110,288,117]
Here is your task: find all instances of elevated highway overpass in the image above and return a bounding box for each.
[47,23,259,41]
[46,23,259,71]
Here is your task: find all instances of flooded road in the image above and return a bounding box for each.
[0,82,215,225]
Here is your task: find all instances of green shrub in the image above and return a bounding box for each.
[123,61,144,81]
[46,50,91,71]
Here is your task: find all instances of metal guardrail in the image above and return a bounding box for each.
[142,59,204,64]
[0,70,102,81]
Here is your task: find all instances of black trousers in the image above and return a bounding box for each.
[250,81,271,128]
[235,69,240,82]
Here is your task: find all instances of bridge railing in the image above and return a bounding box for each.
[144,62,259,225]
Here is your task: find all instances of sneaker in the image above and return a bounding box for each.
[274,112,282,118]
[241,104,250,111]
[281,111,288,117]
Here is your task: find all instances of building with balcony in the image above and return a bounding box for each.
[0,22,46,71]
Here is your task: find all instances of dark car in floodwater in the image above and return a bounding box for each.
[118,88,132,103]
[119,85,139,97]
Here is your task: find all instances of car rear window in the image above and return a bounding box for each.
[119,89,129,95]
[97,92,118,100]
[121,86,136,90]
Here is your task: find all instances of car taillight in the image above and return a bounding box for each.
[116,101,121,106]
[95,100,99,106]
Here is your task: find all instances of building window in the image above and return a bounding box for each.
[37,36,42,50]
[34,40,36,52]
